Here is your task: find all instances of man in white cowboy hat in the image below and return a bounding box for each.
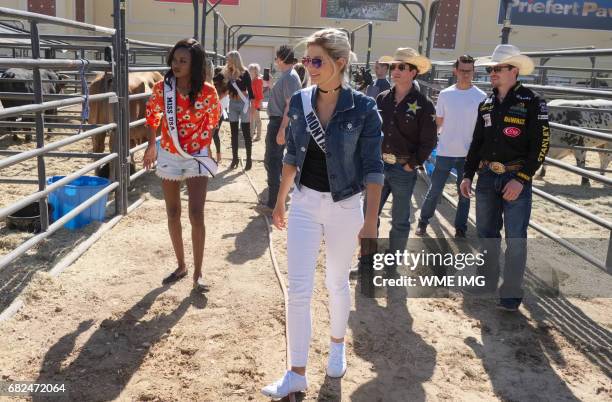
[459,44,550,312]
[374,47,437,257]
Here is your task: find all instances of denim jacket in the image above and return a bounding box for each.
[283,86,384,202]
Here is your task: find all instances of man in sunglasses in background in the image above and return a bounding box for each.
[365,59,391,99]
[263,45,301,211]
[375,48,437,258]
[416,55,486,238]
[460,44,550,312]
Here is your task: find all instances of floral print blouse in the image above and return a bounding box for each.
[145,80,220,155]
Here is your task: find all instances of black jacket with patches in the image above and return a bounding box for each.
[376,85,437,168]
[464,82,550,182]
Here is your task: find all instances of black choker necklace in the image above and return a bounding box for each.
[318,85,342,94]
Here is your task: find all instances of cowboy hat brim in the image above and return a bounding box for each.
[475,54,534,75]
[378,55,431,75]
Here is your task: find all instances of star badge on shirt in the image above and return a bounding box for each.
[407,100,421,115]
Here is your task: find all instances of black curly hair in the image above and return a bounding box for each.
[165,38,206,105]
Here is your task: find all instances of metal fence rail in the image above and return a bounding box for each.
[0,3,128,275]
[0,1,231,279]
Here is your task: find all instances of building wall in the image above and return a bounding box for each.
[2,0,611,68]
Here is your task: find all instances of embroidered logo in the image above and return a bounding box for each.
[503,126,521,137]
[504,116,526,125]
[483,113,492,127]
[406,100,421,115]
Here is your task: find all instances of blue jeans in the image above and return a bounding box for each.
[264,117,284,208]
[378,163,418,253]
[419,156,470,232]
[476,170,532,300]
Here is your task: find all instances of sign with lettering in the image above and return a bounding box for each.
[498,0,612,31]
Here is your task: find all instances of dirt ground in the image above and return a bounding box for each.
[0,119,611,401]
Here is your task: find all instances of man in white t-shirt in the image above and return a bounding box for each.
[416,55,486,237]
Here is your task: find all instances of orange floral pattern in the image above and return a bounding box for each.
[145,81,220,155]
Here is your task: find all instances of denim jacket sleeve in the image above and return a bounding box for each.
[282,93,299,166]
[359,97,384,185]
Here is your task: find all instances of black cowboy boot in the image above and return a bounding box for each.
[242,122,252,170]
[229,121,239,169]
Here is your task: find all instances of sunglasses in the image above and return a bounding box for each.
[485,65,514,74]
[389,63,416,72]
[302,56,324,69]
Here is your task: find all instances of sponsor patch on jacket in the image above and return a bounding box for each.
[504,116,526,125]
[503,126,521,137]
[538,114,549,120]
[509,105,527,114]
[539,101,548,113]
[515,94,532,101]
[483,113,492,127]
[516,172,531,181]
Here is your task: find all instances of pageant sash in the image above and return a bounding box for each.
[163,75,218,176]
[231,81,250,114]
[300,86,326,153]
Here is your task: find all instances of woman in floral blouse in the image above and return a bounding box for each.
[143,38,220,290]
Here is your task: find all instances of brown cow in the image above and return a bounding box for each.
[88,71,163,164]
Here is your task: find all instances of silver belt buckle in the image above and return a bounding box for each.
[489,161,506,174]
[382,153,397,164]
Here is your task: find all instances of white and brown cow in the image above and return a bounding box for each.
[538,99,611,186]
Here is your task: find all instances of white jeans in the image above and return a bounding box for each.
[287,185,364,367]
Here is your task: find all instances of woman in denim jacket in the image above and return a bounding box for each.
[262,28,384,399]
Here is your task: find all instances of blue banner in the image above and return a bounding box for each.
[498,0,612,31]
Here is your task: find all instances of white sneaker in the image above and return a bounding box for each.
[326,342,347,378]
[261,370,307,399]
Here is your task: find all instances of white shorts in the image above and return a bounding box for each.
[156,147,212,181]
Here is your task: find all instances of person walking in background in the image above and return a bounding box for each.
[261,28,383,399]
[263,45,301,210]
[212,66,228,163]
[293,62,309,88]
[460,45,550,312]
[365,59,391,99]
[223,50,254,170]
[142,38,220,290]
[416,55,486,238]
[375,48,437,256]
[248,63,264,142]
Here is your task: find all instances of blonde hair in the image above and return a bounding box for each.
[248,63,261,77]
[302,28,357,87]
[223,50,247,80]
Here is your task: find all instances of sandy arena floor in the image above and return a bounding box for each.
[0,120,610,401]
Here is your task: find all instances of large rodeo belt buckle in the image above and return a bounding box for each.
[382,153,397,164]
[489,161,506,174]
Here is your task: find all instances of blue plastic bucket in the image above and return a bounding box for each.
[424,149,459,177]
[47,176,110,230]
[425,148,436,176]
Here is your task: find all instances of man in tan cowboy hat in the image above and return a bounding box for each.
[460,44,550,312]
[373,47,437,257]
